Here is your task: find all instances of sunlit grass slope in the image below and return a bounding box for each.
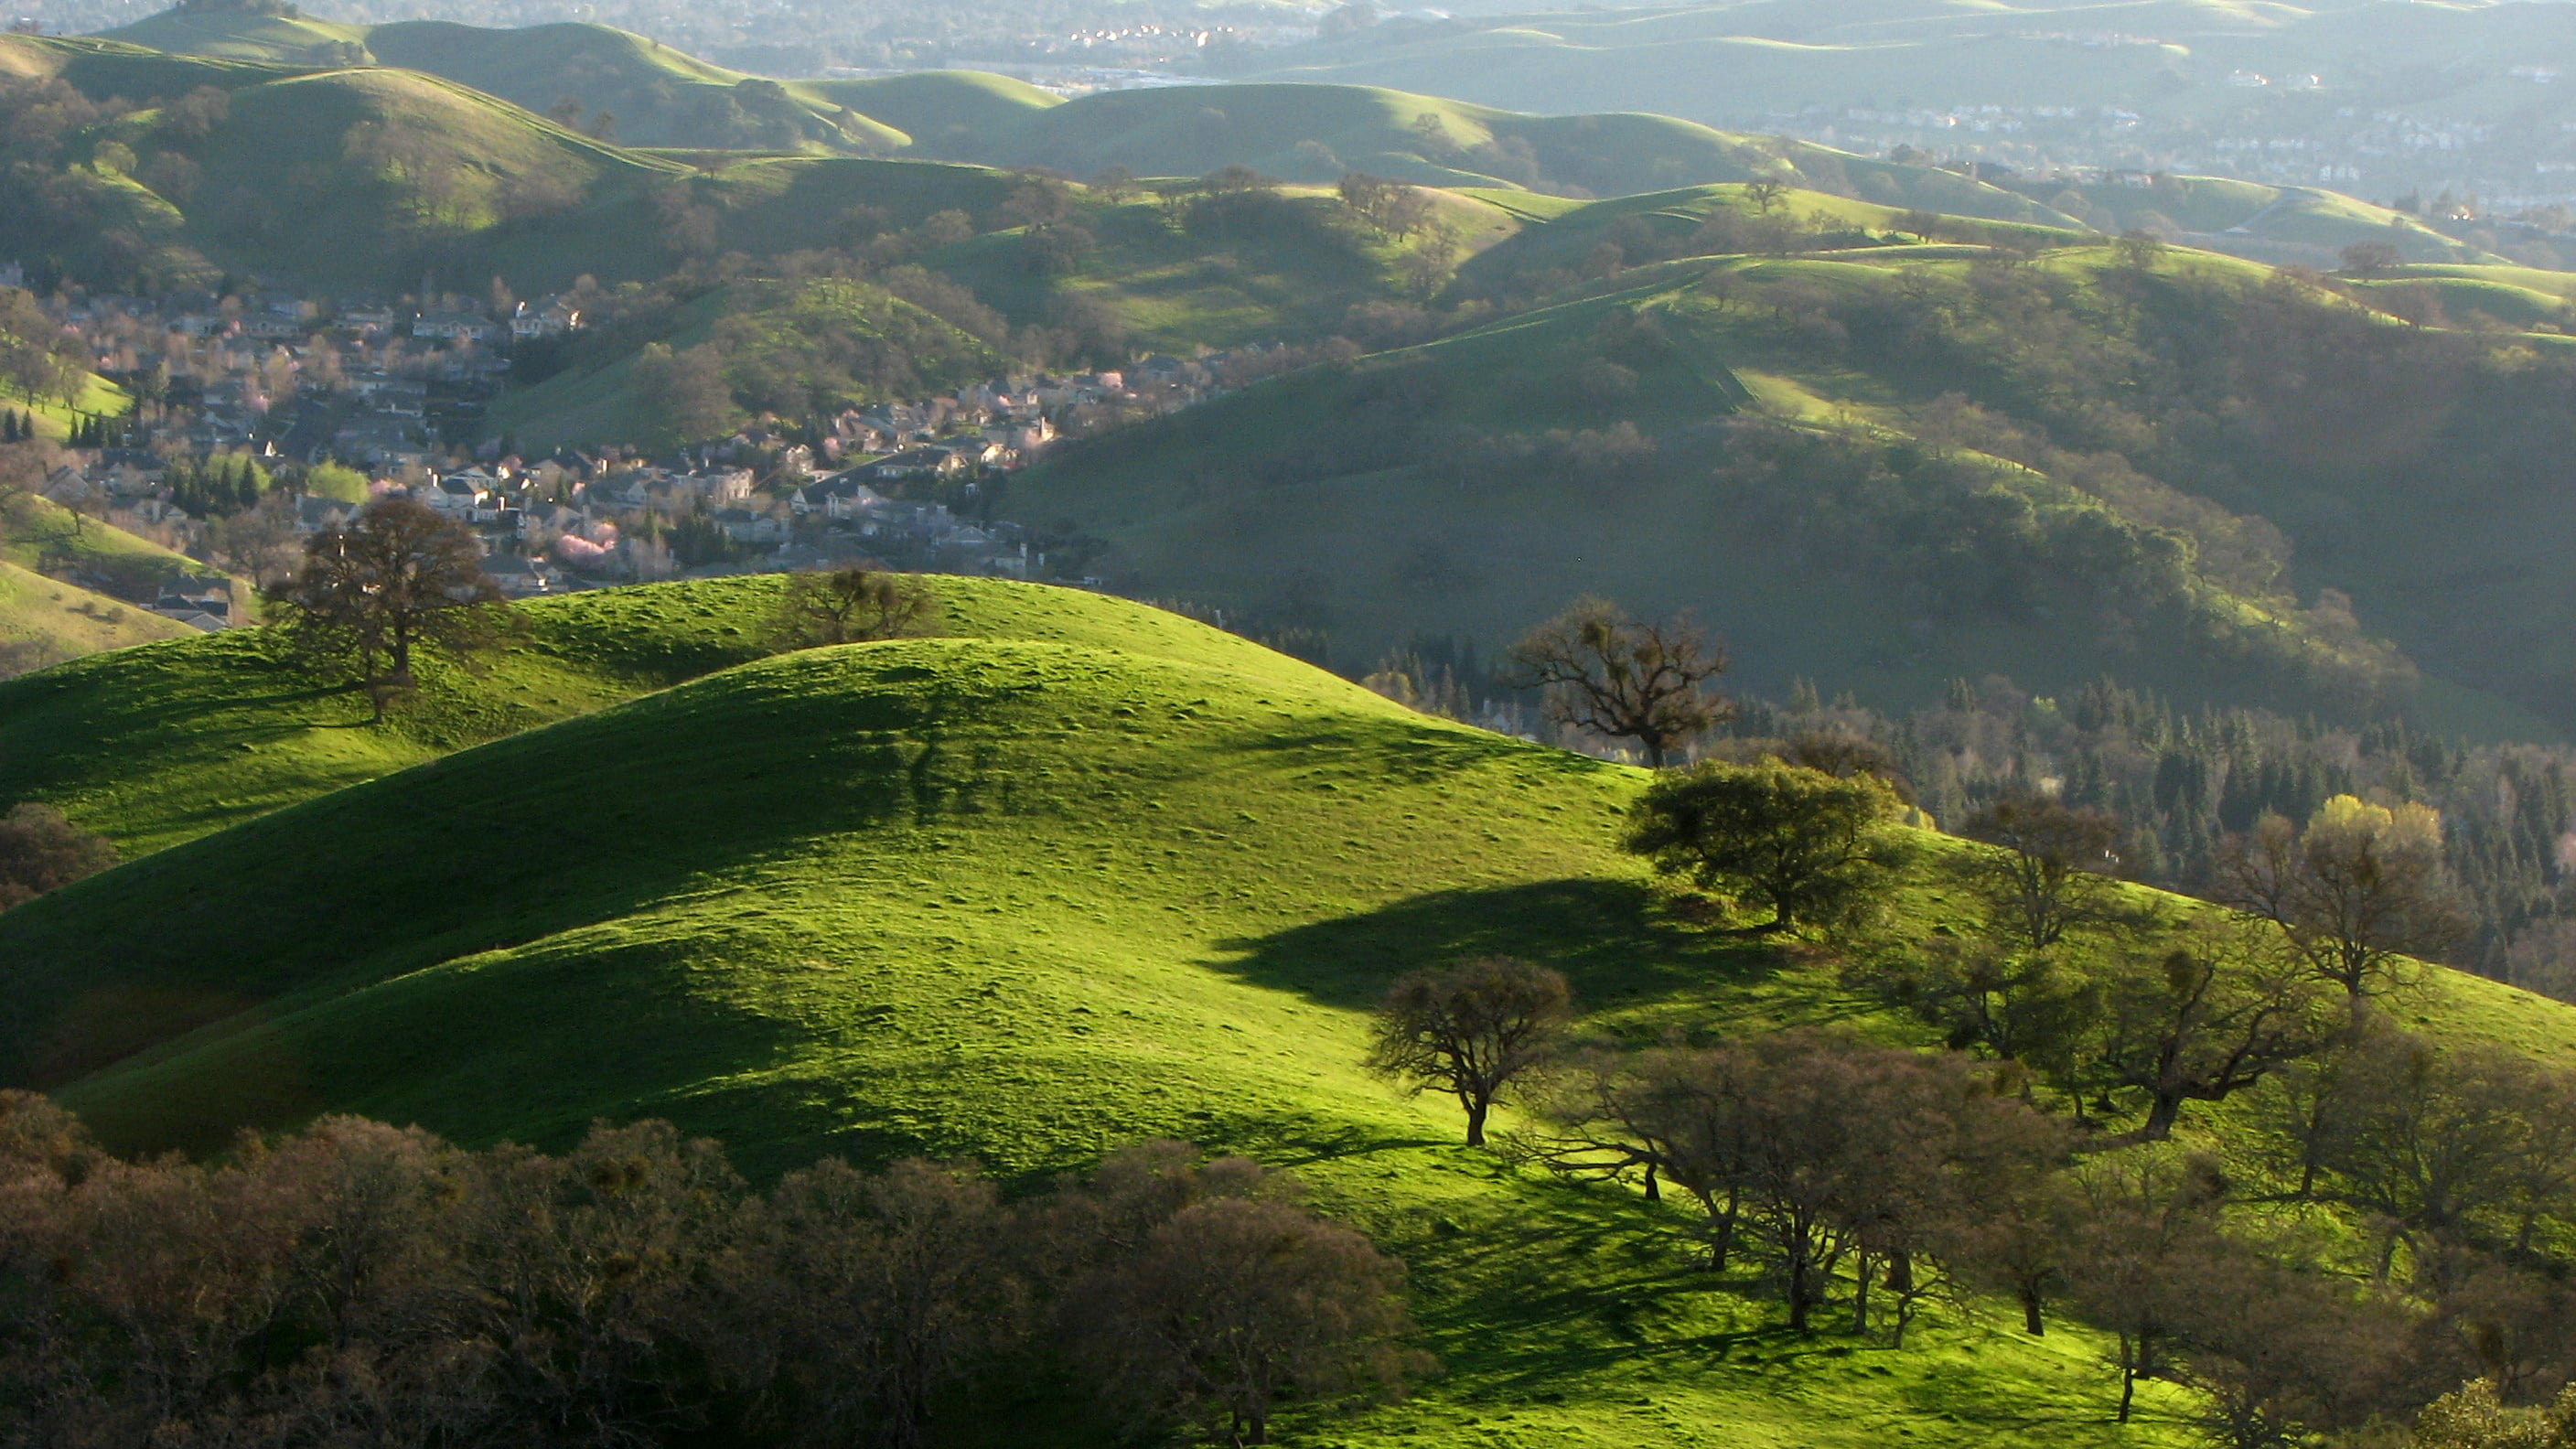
[1007,244,2456,721]
[0,574,1315,858]
[7,575,2576,1445]
[0,577,2210,1449]
[0,561,191,660]
[102,5,369,64]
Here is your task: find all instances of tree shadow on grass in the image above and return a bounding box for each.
[1208,876,1782,1014]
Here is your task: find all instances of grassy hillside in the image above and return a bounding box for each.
[2021,177,2496,268]
[3,494,227,600]
[98,11,903,154]
[0,559,191,669]
[0,577,2255,1447]
[0,573,1336,859]
[0,34,697,291]
[101,5,368,65]
[798,69,1060,151]
[1006,244,2440,721]
[5,574,2573,1446]
[367,21,906,154]
[490,274,1010,451]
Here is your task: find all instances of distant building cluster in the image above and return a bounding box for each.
[16,273,1275,613]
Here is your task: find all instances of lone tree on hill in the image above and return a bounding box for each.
[1508,596,1729,767]
[268,496,508,723]
[773,567,940,649]
[2211,795,2470,1001]
[1959,794,2124,950]
[1626,758,1902,935]
[1366,956,1573,1146]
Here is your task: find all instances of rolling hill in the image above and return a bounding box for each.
[1005,231,2576,741]
[0,559,191,672]
[2,573,2571,1446]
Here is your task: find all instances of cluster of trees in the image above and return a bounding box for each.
[1711,675,2576,1000]
[0,409,36,444]
[160,450,272,518]
[1358,755,2576,1444]
[1701,415,2415,706]
[0,1104,1422,1449]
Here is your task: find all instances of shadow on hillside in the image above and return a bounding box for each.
[1208,877,1777,1012]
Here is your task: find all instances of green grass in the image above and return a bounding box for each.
[0,560,191,660]
[0,573,1336,858]
[102,6,370,64]
[488,274,1007,450]
[0,574,2231,1447]
[2,496,226,597]
[797,69,1060,152]
[8,574,2575,1446]
[9,574,2576,1449]
[1003,245,2474,723]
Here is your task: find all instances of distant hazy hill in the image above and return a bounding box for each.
[1240,0,2576,141]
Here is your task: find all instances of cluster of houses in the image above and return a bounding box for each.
[24,284,585,463]
[11,272,1301,622]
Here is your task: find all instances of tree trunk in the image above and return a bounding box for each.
[2141,1090,2183,1142]
[1711,1189,1737,1272]
[1851,1246,1871,1336]
[1463,1096,1487,1148]
[1787,1245,1811,1334]
[2019,1281,2045,1336]
[1642,1161,1659,1203]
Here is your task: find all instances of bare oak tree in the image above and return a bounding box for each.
[266,497,508,723]
[1507,596,1729,767]
[2213,796,2471,1001]
[1959,794,2124,949]
[0,802,118,907]
[1067,1197,1421,1447]
[1366,956,1572,1146]
[2092,925,2336,1140]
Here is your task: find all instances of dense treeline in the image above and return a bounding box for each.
[1368,630,2576,1005]
[1712,678,2576,1001]
[0,1102,1421,1449]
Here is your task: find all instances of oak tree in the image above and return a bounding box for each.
[1625,758,1902,934]
[267,496,508,722]
[1507,596,1729,767]
[773,566,941,649]
[1365,956,1572,1146]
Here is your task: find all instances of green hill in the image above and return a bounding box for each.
[798,68,1060,152]
[489,274,1010,451]
[0,560,192,671]
[1006,237,2576,739]
[0,35,693,290]
[2015,177,2496,268]
[98,11,905,154]
[365,21,906,154]
[5,573,2573,1446]
[101,5,368,65]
